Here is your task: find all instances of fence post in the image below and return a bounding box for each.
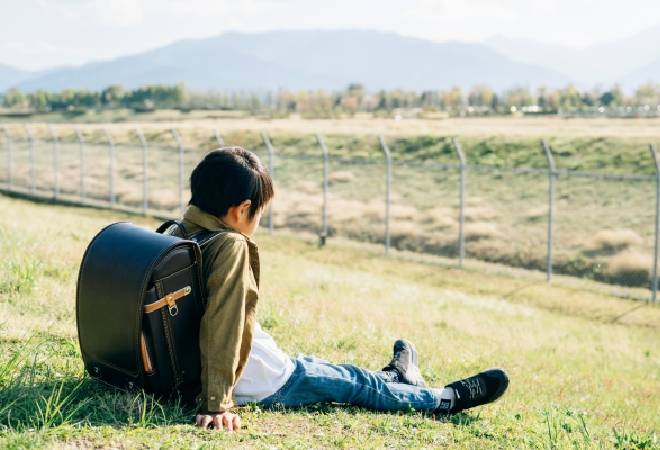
[649,144,660,303]
[75,128,86,202]
[378,135,392,255]
[452,136,467,266]
[541,139,556,283]
[1,126,12,189]
[24,125,36,195]
[171,128,185,214]
[136,128,148,215]
[316,133,329,246]
[48,125,60,199]
[214,129,225,146]
[104,129,116,206]
[261,131,274,234]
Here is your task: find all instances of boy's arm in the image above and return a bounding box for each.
[198,236,257,413]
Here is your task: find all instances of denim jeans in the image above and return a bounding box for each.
[258,355,442,412]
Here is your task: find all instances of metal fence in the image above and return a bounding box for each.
[1,124,658,302]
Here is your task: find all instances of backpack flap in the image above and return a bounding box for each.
[76,222,188,388]
[141,243,205,395]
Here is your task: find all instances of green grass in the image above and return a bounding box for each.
[0,194,658,449]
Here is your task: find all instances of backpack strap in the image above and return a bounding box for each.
[157,220,224,247]
[155,220,191,238]
[155,220,179,234]
[189,229,225,248]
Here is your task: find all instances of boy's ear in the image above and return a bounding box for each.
[240,199,252,217]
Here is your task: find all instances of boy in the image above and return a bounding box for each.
[168,147,509,432]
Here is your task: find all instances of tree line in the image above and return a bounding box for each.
[2,82,660,117]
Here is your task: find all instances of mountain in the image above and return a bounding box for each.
[0,64,33,91]
[15,30,570,92]
[486,25,660,88]
[622,56,660,87]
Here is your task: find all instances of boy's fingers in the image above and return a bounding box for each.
[223,413,233,432]
[233,415,241,430]
[199,415,213,429]
[213,415,224,431]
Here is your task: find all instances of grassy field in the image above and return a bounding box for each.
[1,121,659,289]
[0,194,658,449]
[5,114,660,138]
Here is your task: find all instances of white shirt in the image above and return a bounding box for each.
[233,321,295,405]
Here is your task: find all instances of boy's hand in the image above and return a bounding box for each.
[195,412,241,432]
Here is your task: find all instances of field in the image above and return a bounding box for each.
[2,117,660,290]
[0,194,658,449]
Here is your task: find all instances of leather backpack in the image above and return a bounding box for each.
[76,220,221,401]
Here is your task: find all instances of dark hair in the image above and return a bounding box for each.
[189,146,274,219]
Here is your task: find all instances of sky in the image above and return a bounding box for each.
[2,0,660,71]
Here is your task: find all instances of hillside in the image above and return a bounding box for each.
[15,30,569,92]
[622,56,660,87]
[0,194,658,448]
[0,63,32,91]
[486,25,660,88]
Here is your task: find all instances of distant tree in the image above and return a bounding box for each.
[634,82,660,106]
[504,86,533,109]
[558,85,582,110]
[2,88,27,109]
[377,90,388,110]
[600,91,615,107]
[28,90,50,112]
[442,86,464,112]
[581,93,594,107]
[101,85,125,108]
[467,85,494,108]
[491,93,499,112]
[609,84,624,106]
[346,83,365,96]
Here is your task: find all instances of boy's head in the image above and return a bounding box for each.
[189,147,274,236]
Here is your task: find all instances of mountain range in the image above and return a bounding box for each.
[0,28,658,93]
[485,25,660,88]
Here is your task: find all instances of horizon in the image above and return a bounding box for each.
[5,27,659,73]
[2,0,660,71]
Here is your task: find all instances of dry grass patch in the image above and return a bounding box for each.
[328,171,355,184]
[605,250,652,286]
[146,189,180,210]
[587,229,643,253]
[421,207,455,229]
[525,206,547,222]
[389,204,418,221]
[291,180,320,195]
[464,222,499,240]
[464,206,498,222]
[328,198,366,224]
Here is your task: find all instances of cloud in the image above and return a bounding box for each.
[93,0,144,27]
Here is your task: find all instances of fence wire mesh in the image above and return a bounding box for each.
[0,124,658,301]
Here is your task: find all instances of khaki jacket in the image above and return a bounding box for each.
[168,205,260,413]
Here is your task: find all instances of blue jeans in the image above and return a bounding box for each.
[258,355,442,412]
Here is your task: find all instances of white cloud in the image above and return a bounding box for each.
[93,0,144,27]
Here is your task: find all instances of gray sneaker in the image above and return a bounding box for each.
[381,339,427,387]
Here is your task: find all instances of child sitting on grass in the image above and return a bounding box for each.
[167,147,509,432]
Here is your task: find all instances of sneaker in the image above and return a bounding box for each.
[381,339,427,387]
[435,368,509,415]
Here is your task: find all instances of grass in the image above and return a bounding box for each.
[0,194,658,449]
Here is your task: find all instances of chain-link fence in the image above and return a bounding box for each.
[1,124,658,301]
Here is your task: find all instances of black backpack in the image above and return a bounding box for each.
[76,220,221,401]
